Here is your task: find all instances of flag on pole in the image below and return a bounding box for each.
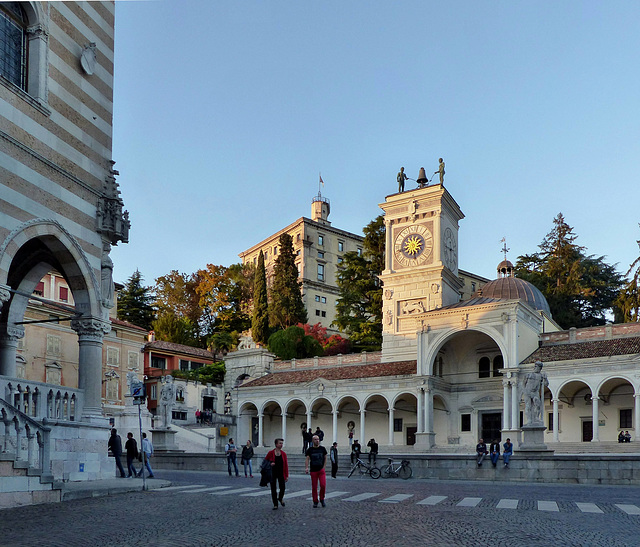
[319,173,324,188]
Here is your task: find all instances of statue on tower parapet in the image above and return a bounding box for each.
[397,167,408,193]
[434,158,445,185]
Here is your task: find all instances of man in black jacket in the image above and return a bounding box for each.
[367,438,378,465]
[124,432,139,478]
[108,428,126,478]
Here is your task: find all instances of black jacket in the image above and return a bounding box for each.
[108,433,122,456]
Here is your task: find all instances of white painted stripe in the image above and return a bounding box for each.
[241,490,274,497]
[182,486,232,493]
[496,499,519,509]
[281,490,312,499]
[51,5,115,63]
[156,484,206,492]
[306,490,349,501]
[379,494,413,504]
[616,504,640,515]
[80,2,115,39]
[417,495,447,506]
[538,501,559,512]
[342,492,380,502]
[210,487,260,496]
[576,502,603,514]
[457,497,482,507]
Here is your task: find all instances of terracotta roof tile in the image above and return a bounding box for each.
[241,360,417,387]
[144,340,215,360]
[522,337,640,364]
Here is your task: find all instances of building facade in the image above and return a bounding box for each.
[1,1,128,481]
[239,193,364,333]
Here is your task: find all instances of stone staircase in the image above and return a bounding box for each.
[0,398,61,509]
[547,441,640,454]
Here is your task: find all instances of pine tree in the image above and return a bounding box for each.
[251,251,269,344]
[270,233,307,329]
[116,269,155,330]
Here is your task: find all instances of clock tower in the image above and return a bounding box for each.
[379,184,464,362]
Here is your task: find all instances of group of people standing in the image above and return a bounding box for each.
[225,438,255,478]
[195,409,215,425]
[475,438,513,468]
[302,426,325,453]
[108,428,154,478]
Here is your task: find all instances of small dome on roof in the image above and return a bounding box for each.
[475,276,551,315]
[497,260,514,278]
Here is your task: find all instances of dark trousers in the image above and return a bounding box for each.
[368,452,377,465]
[331,461,338,478]
[227,453,239,476]
[114,453,126,477]
[270,472,285,506]
[126,455,137,477]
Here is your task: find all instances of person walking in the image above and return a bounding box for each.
[265,438,288,510]
[108,428,126,478]
[314,426,325,443]
[503,438,513,468]
[124,432,139,478]
[241,439,254,478]
[305,435,328,508]
[330,442,339,478]
[225,438,239,477]
[489,439,500,468]
[138,432,154,478]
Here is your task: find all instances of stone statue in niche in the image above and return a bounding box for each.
[101,242,114,309]
[159,375,176,429]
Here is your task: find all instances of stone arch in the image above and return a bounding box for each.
[423,326,509,376]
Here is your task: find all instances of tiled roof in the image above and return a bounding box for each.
[241,360,417,387]
[438,297,506,311]
[522,337,640,364]
[144,340,215,360]
[110,318,148,332]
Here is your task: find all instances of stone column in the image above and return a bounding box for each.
[388,407,395,445]
[424,388,432,434]
[635,394,640,437]
[511,379,520,431]
[552,398,560,442]
[591,396,599,442]
[71,318,110,422]
[281,412,287,444]
[306,411,312,433]
[359,410,366,444]
[0,326,24,378]
[258,413,264,447]
[502,381,511,430]
[417,390,424,433]
[332,409,338,444]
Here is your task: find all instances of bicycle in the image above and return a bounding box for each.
[347,457,381,479]
[381,458,412,479]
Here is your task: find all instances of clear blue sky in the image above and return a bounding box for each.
[111,1,640,288]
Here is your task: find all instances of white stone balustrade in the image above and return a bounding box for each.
[0,377,83,422]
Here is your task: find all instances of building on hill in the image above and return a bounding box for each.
[239,191,364,334]
[224,182,640,454]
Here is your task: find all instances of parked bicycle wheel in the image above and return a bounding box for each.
[398,463,412,480]
[381,466,393,479]
[369,466,381,479]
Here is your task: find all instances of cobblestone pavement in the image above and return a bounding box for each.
[3,470,640,547]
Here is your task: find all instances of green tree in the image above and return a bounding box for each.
[270,233,307,329]
[615,224,640,322]
[252,251,269,344]
[172,362,226,385]
[151,311,199,346]
[155,270,203,329]
[333,215,385,351]
[116,269,155,330]
[267,325,323,360]
[515,213,624,329]
[209,331,235,360]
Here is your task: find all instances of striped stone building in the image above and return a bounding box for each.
[1,2,127,482]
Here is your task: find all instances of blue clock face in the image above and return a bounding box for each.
[394,224,433,268]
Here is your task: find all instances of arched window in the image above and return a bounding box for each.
[478,356,491,378]
[492,355,504,377]
[0,2,28,89]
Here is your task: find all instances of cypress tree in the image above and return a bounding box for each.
[251,251,269,344]
[270,233,307,329]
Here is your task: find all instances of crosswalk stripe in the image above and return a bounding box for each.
[380,494,414,503]
[210,487,260,496]
[241,490,274,497]
[182,486,232,493]
[457,497,482,507]
[417,495,447,506]
[538,501,559,512]
[282,490,313,499]
[576,502,603,514]
[157,485,206,492]
[342,492,381,502]
[496,499,518,509]
[615,504,640,515]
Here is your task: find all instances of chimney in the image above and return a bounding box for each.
[148,330,155,342]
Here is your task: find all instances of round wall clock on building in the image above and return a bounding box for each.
[443,227,457,270]
[394,224,433,267]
